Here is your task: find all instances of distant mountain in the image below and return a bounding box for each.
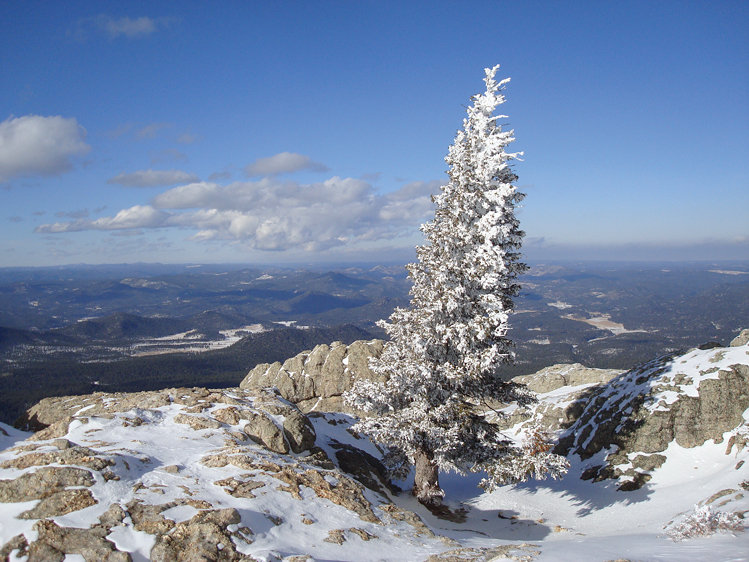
[55,311,263,341]
[0,324,374,425]
[56,312,188,340]
[0,326,79,354]
[229,324,374,363]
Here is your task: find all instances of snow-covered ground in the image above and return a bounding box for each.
[423,436,748,562]
[130,324,265,356]
[563,313,646,336]
[1,406,747,560]
[1,341,747,561]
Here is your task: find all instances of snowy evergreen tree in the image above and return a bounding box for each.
[345,66,568,505]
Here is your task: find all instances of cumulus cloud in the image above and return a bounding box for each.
[69,15,174,41]
[107,169,200,187]
[36,205,170,233]
[0,115,91,182]
[38,177,440,253]
[244,152,329,177]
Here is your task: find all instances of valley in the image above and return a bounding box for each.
[0,260,747,425]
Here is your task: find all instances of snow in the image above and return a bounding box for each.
[563,313,646,336]
[130,324,264,356]
[2,339,748,560]
[547,301,572,309]
[1,379,748,561]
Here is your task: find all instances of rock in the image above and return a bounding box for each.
[274,466,381,523]
[52,438,73,450]
[19,488,97,519]
[240,339,385,414]
[0,466,94,502]
[241,411,288,454]
[498,364,623,434]
[1,445,114,472]
[555,344,749,488]
[31,519,131,562]
[215,476,266,499]
[730,328,749,347]
[349,527,378,541]
[0,534,29,561]
[422,544,539,562]
[126,500,179,535]
[14,387,235,432]
[323,529,346,545]
[29,416,77,441]
[173,413,222,431]
[512,363,623,394]
[379,504,434,537]
[331,442,394,495]
[212,407,241,425]
[282,410,316,454]
[150,509,246,562]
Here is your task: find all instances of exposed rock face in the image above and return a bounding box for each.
[552,342,749,489]
[14,386,317,458]
[731,328,749,347]
[2,331,746,559]
[149,508,245,562]
[512,363,623,394]
[0,466,94,502]
[500,364,623,433]
[1,383,463,561]
[240,339,385,413]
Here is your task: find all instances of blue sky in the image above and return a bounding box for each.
[1,1,747,267]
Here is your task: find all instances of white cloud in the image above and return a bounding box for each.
[107,169,200,188]
[36,205,170,233]
[244,152,329,177]
[39,176,440,253]
[69,15,174,41]
[102,16,158,38]
[0,115,91,182]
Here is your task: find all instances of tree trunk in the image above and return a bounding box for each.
[413,447,442,506]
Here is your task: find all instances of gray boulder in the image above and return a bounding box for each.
[283,410,317,454]
[241,410,288,454]
[512,363,623,394]
[730,328,749,347]
[240,339,385,413]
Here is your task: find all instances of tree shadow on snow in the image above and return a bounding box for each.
[507,374,661,517]
[404,471,554,541]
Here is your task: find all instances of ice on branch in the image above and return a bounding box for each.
[345,65,568,505]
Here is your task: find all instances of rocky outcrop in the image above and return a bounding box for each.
[0,383,465,561]
[731,328,749,347]
[551,341,749,489]
[240,339,385,413]
[512,363,623,394]
[499,364,623,433]
[14,386,317,458]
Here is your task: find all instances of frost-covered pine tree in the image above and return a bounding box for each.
[345,66,568,505]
